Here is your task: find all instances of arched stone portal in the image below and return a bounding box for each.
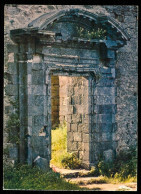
[10,8,130,169]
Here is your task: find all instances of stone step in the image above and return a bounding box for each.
[65,176,107,185]
[50,164,96,178]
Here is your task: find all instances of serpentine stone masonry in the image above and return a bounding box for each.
[4,5,138,169]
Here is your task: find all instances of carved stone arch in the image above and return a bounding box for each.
[27,8,130,42]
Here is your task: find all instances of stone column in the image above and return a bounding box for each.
[26,41,33,165]
[18,42,28,164]
[95,47,117,162]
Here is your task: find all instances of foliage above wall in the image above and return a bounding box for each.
[76,26,107,40]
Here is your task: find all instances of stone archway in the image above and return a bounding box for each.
[10,8,130,169]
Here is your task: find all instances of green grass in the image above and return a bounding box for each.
[50,122,81,169]
[50,122,67,168]
[3,164,83,190]
[88,146,137,183]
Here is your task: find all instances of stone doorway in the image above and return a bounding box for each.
[9,8,130,170]
[51,74,91,168]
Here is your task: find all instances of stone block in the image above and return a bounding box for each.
[31,136,49,148]
[67,87,74,96]
[100,67,111,73]
[8,53,14,62]
[103,149,114,162]
[67,132,74,141]
[59,115,65,122]
[32,85,46,95]
[101,142,112,151]
[112,133,117,141]
[82,142,89,152]
[28,105,44,116]
[27,62,32,73]
[107,50,115,59]
[73,132,82,142]
[104,96,115,104]
[59,88,67,97]
[78,124,83,132]
[92,132,100,142]
[32,70,44,85]
[9,145,18,159]
[59,105,67,115]
[94,87,115,96]
[3,133,9,143]
[7,62,17,74]
[98,114,112,123]
[71,124,77,132]
[98,104,116,114]
[71,96,82,105]
[77,142,82,151]
[33,55,42,63]
[67,114,72,123]
[32,63,43,70]
[101,132,112,142]
[111,68,115,78]
[79,123,89,133]
[73,105,84,114]
[98,123,113,132]
[93,105,99,113]
[83,133,89,143]
[71,114,82,123]
[83,151,89,162]
[112,123,117,132]
[67,105,73,114]
[4,73,17,84]
[5,84,18,96]
[34,156,49,171]
[27,126,32,136]
[112,141,118,150]
[4,105,13,114]
[67,141,78,151]
[34,95,45,106]
[79,151,83,160]
[67,123,71,131]
[19,63,27,77]
[83,116,90,124]
[27,74,32,84]
[33,115,45,126]
[7,44,18,53]
[97,78,114,87]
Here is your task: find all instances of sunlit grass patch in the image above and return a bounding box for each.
[3,164,83,190]
[50,122,81,169]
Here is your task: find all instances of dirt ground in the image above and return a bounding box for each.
[50,165,137,191]
[77,182,137,191]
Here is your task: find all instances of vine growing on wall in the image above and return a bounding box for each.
[76,26,107,40]
[6,99,20,145]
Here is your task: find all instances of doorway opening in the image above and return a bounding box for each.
[50,75,90,169]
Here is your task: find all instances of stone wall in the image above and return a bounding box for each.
[65,76,90,166]
[4,5,138,165]
[51,76,59,128]
[59,76,68,125]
